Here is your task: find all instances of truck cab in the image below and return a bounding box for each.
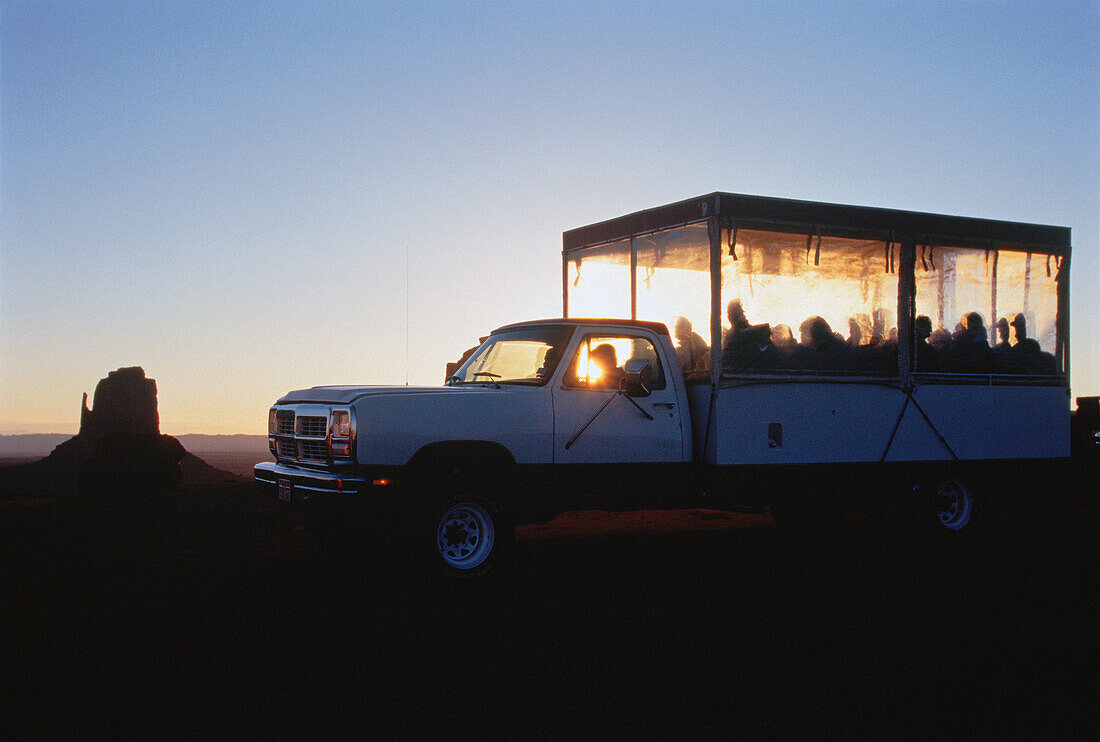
[256,318,698,575]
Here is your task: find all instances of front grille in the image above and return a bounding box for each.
[299,440,328,462]
[273,407,349,466]
[276,410,295,435]
[297,416,327,438]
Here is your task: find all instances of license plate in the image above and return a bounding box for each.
[277,478,292,502]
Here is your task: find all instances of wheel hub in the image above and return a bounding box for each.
[935,480,973,530]
[442,520,477,554]
[436,502,495,570]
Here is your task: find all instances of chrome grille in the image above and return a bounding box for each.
[297,416,327,438]
[272,407,349,466]
[276,410,295,435]
[299,440,328,462]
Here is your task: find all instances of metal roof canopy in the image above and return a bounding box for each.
[563,193,1071,256]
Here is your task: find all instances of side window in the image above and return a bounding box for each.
[563,334,667,390]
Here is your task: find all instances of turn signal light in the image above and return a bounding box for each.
[372,478,393,486]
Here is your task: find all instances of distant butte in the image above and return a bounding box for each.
[0,366,239,497]
[79,366,159,440]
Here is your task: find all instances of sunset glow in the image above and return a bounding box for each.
[2,2,1096,434]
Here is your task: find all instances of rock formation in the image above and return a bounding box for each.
[0,366,239,497]
[79,366,159,440]
[445,336,488,382]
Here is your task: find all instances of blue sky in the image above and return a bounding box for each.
[2,1,1097,434]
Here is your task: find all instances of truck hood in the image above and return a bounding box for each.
[276,385,495,405]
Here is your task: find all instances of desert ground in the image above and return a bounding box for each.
[1,451,1094,738]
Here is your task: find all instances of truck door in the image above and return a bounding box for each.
[553,331,683,488]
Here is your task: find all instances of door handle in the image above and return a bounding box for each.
[652,402,675,409]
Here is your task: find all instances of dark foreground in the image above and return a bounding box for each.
[1,482,1094,738]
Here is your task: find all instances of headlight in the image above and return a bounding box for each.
[268,408,278,435]
[331,410,351,438]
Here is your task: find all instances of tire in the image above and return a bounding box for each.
[910,476,979,539]
[429,492,514,580]
[931,477,974,532]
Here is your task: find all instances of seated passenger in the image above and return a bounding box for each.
[534,346,561,380]
[951,321,966,344]
[1010,314,1041,355]
[872,308,890,346]
[771,324,795,349]
[847,314,872,347]
[947,312,993,372]
[798,315,847,370]
[721,300,773,370]
[928,327,952,354]
[673,316,709,376]
[991,316,1022,372]
[846,313,878,371]
[993,317,1011,353]
[1008,313,1048,373]
[589,343,624,388]
[914,315,939,371]
[770,324,797,369]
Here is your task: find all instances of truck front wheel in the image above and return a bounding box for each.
[430,493,514,579]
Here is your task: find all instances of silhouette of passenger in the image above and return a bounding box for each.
[673,316,709,376]
[765,324,796,370]
[721,300,772,370]
[535,345,560,380]
[966,312,988,341]
[847,314,872,347]
[1010,314,1040,354]
[872,308,889,346]
[993,317,1011,352]
[799,316,846,370]
[866,309,898,374]
[914,315,938,371]
[1009,313,1049,372]
[726,299,749,334]
[589,343,623,388]
[949,312,993,372]
[847,313,877,371]
[771,324,795,349]
[991,316,1017,371]
[928,327,952,354]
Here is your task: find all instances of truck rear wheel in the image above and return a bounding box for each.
[901,474,982,541]
[931,477,974,532]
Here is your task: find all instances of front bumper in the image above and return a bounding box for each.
[255,461,373,499]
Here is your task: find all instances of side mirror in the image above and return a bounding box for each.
[622,359,653,398]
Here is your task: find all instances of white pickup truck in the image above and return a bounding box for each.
[257,193,1085,578]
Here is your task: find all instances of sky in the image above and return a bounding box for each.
[2,0,1097,435]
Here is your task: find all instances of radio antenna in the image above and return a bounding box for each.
[405,245,410,386]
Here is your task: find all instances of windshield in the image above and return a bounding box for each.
[450,326,572,386]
